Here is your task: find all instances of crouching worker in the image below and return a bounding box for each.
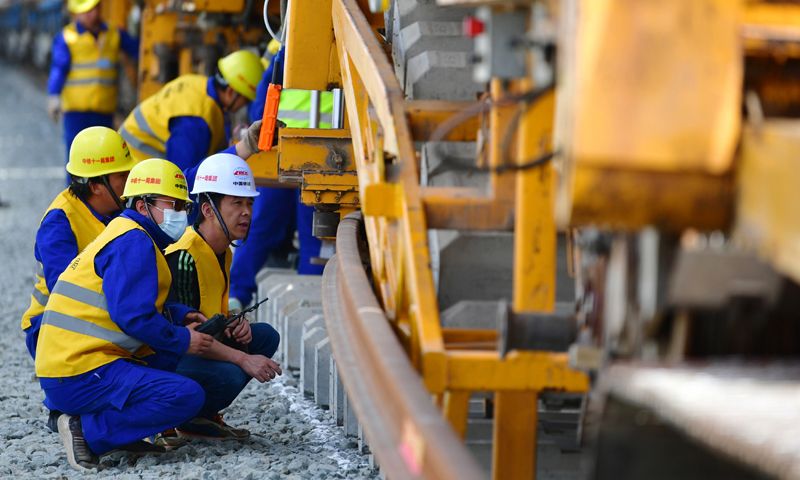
[22,127,135,433]
[22,127,134,361]
[162,153,281,443]
[34,159,215,471]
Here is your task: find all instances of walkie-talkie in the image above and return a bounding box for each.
[195,298,269,337]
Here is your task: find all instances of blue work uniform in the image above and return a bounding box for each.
[229,47,323,306]
[38,210,203,456]
[23,193,117,359]
[48,22,139,184]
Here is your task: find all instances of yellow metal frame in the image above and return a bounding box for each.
[256,1,594,479]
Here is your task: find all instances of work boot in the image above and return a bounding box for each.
[176,414,250,440]
[57,414,99,472]
[115,440,167,456]
[145,428,184,448]
[46,409,62,433]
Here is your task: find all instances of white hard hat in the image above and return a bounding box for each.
[191,153,260,197]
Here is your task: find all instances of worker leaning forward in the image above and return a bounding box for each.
[119,50,266,221]
[35,159,215,472]
[22,127,134,432]
[152,153,281,446]
[46,0,139,184]
[230,46,334,310]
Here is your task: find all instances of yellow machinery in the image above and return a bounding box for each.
[131,0,800,477]
[274,0,800,479]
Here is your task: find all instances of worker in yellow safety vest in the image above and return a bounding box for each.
[36,159,214,471]
[23,127,135,433]
[141,153,280,446]
[118,51,265,208]
[46,0,139,184]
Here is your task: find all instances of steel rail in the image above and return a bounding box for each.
[322,212,486,480]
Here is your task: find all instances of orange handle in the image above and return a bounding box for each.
[258,83,282,151]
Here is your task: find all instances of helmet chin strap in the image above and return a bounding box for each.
[101,175,125,211]
[206,193,249,248]
[223,91,241,113]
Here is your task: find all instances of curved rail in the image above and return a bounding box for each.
[322,212,485,480]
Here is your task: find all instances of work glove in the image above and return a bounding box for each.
[241,119,286,155]
[46,95,61,124]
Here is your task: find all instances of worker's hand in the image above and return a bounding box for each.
[239,354,282,383]
[241,119,262,155]
[183,311,208,326]
[225,313,253,344]
[46,95,61,124]
[185,323,214,355]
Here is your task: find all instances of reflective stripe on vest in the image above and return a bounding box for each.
[64,78,117,87]
[118,104,167,158]
[119,75,225,162]
[21,189,106,331]
[30,286,48,306]
[35,217,169,378]
[118,124,164,159]
[277,109,333,125]
[41,311,143,354]
[52,280,108,311]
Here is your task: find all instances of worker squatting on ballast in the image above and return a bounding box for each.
[28,142,282,470]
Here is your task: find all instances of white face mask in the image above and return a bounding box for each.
[157,208,188,241]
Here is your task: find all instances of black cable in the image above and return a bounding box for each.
[428,85,556,176]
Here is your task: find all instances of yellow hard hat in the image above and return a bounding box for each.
[218,51,264,102]
[67,127,135,178]
[121,159,191,201]
[67,0,101,14]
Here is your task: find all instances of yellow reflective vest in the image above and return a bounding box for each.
[21,190,106,331]
[35,217,170,378]
[119,75,226,162]
[61,23,120,114]
[165,227,231,319]
[278,89,333,128]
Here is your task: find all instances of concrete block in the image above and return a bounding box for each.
[330,358,344,426]
[343,392,358,437]
[358,423,370,454]
[406,51,481,101]
[302,314,326,336]
[301,325,328,396]
[281,300,324,369]
[269,280,322,333]
[393,21,473,90]
[421,142,484,188]
[314,337,331,407]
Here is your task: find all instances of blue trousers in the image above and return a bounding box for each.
[175,322,280,419]
[41,359,204,455]
[63,111,113,186]
[229,188,323,305]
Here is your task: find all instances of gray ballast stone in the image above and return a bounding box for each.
[301,325,328,396]
[344,393,359,438]
[330,358,345,426]
[282,301,324,370]
[314,337,332,406]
